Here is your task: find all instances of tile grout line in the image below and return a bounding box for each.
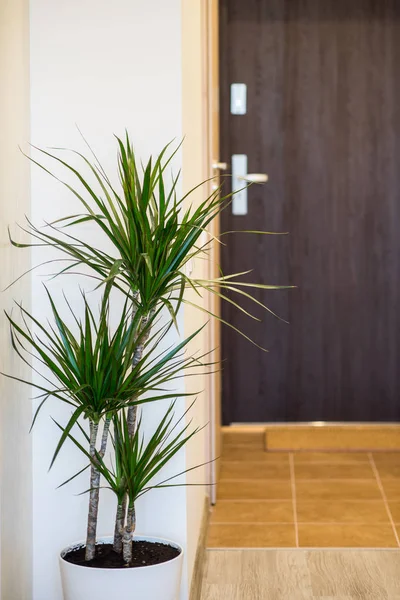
[368,452,400,547]
[289,452,299,547]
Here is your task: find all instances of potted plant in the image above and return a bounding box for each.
[5,135,286,600]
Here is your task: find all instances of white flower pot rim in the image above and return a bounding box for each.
[60,535,183,572]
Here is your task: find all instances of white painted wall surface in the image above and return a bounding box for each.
[0,1,208,598]
[29,1,199,599]
[0,0,32,598]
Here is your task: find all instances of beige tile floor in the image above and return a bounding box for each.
[208,431,400,548]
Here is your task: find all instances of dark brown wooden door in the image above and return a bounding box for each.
[220,0,400,424]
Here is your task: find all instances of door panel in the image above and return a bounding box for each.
[220,0,400,423]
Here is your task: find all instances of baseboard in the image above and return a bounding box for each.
[189,495,211,600]
[222,423,400,452]
[264,423,400,451]
[222,425,265,447]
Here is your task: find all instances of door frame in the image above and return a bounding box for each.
[204,0,222,505]
[182,0,222,505]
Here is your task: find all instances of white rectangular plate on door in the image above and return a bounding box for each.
[230,83,247,115]
[232,154,248,215]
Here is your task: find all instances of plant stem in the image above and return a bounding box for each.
[113,495,127,554]
[99,417,111,458]
[127,310,154,437]
[127,405,138,439]
[115,310,154,556]
[85,417,111,561]
[85,420,99,561]
[132,312,151,367]
[122,503,136,565]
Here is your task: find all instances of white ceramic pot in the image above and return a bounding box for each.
[59,535,183,600]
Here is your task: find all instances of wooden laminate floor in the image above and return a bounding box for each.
[200,549,400,599]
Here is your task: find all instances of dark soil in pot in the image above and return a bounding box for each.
[63,541,180,569]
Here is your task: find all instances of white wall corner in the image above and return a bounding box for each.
[0,0,208,599]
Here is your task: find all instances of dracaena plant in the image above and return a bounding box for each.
[12,134,286,339]
[5,284,204,561]
[60,403,202,564]
[6,134,289,566]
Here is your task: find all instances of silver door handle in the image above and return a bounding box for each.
[238,173,268,184]
[232,155,269,215]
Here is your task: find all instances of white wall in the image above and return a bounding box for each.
[0,0,32,598]
[182,0,209,590]
[28,1,208,599]
[0,2,208,598]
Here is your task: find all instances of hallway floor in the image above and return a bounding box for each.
[208,431,400,548]
[200,549,400,599]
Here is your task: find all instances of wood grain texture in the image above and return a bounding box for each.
[190,496,212,600]
[201,549,400,599]
[206,0,223,496]
[265,425,400,451]
[220,0,400,423]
